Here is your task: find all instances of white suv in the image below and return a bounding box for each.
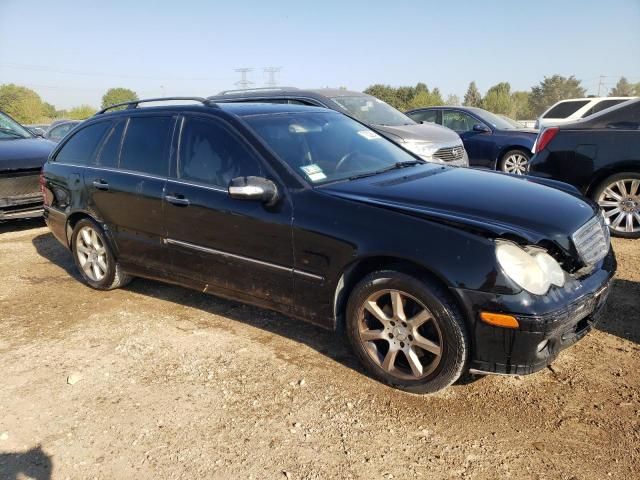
[535,97,635,129]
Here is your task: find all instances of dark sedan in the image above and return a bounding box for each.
[528,98,640,238]
[0,111,56,220]
[405,106,538,174]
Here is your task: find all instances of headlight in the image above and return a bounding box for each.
[401,140,439,160]
[496,242,565,295]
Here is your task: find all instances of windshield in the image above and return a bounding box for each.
[244,111,422,185]
[331,95,415,127]
[475,109,520,130]
[0,112,34,139]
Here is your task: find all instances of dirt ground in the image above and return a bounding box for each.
[0,219,638,480]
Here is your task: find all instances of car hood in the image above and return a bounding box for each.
[320,164,597,254]
[373,122,461,145]
[0,138,56,171]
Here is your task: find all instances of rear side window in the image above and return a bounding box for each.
[408,110,438,123]
[178,116,263,187]
[119,116,173,176]
[543,100,590,119]
[55,121,111,165]
[95,121,125,168]
[581,99,627,118]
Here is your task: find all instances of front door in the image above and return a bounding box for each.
[164,113,294,308]
[442,110,494,168]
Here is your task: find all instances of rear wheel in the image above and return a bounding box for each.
[500,149,530,175]
[71,218,132,289]
[345,271,468,394]
[592,172,640,238]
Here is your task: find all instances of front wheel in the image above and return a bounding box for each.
[500,149,530,175]
[345,271,468,394]
[592,172,640,239]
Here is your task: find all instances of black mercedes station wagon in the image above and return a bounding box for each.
[42,98,616,393]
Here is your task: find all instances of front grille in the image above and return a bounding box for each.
[433,145,465,162]
[572,216,609,266]
[0,170,41,203]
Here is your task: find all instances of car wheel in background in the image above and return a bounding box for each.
[71,218,132,289]
[592,173,640,239]
[345,270,468,394]
[500,149,530,175]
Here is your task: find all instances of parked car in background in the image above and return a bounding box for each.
[26,124,49,136]
[529,98,640,238]
[405,106,537,174]
[535,97,635,129]
[42,97,614,394]
[45,120,81,143]
[208,87,469,167]
[0,111,55,220]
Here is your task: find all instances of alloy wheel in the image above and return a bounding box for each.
[75,226,108,281]
[357,289,443,380]
[502,153,529,175]
[598,179,640,234]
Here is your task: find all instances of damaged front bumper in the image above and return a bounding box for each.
[454,249,616,375]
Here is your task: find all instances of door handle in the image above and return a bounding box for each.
[165,194,190,206]
[92,179,109,190]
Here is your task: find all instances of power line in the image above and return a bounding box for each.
[263,67,281,87]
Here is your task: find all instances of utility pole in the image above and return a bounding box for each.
[597,75,606,96]
[263,67,281,87]
[234,68,254,89]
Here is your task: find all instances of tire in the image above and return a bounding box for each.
[345,270,468,394]
[71,218,132,290]
[591,172,640,239]
[500,149,530,175]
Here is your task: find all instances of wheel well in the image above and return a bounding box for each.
[585,165,640,198]
[333,256,452,330]
[65,212,93,248]
[498,146,531,163]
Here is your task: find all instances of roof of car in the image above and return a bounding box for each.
[209,87,367,101]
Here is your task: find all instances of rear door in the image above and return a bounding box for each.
[85,114,175,272]
[164,113,294,307]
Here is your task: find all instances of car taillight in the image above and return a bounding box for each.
[535,127,559,153]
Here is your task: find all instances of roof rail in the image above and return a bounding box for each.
[216,87,299,96]
[96,97,219,115]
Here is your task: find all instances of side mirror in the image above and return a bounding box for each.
[228,176,279,206]
[472,124,491,133]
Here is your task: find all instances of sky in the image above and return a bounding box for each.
[1,0,639,110]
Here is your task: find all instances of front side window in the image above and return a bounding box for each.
[331,95,415,126]
[543,100,590,119]
[178,116,263,187]
[48,123,77,142]
[119,116,173,176]
[55,121,111,165]
[245,111,420,185]
[442,111,479,132]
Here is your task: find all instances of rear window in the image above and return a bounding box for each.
[55,121,111,165]
[543,100,590,119]
[119,116,173,176]
[581,99,627,118]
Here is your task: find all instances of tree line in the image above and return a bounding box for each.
[0,86,138,124]
[365,76,640,119]
[1,76,639,125]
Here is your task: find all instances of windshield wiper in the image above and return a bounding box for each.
[348,160,423,181]
[0,127,27,139]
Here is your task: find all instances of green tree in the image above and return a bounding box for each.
[0,83,46,124]
[529,75,586,116]
[101,87,138,110]
[41,102,57,120]
[445,94,460,106]
[609,77,635,97]
[363,84,402,109]
[463,81,482,107]
[483,82,512,114]
[509,91,533,120]
[67,105,96,120]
